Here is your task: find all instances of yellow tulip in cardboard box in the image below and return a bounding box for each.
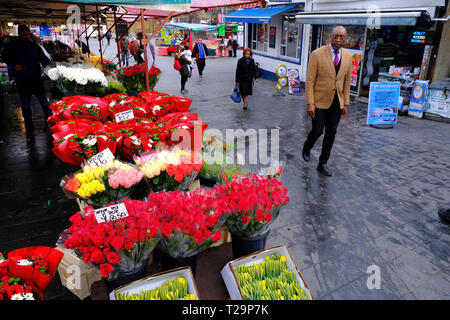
[221,245,313,300]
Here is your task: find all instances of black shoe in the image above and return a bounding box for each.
[317,163,332,176]
[302,150,310,162]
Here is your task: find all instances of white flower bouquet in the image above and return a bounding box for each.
[48,65,108,96]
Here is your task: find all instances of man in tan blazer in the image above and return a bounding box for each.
[302,26,352,176]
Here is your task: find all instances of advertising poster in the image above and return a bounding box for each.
[408,80,428,119]
[367,82,401,125]
[287,69,301,95]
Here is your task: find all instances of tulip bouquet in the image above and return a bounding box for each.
[116,277,196,300]
[63,199,161,280]
[133,149,203,192]
[116,65,161,93]
[61,160,144,206]
[234,254,311,300]
[148,188,229,259]
[223,174,290,237]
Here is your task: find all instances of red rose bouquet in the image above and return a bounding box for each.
[148,188,229,259]
[157,112,198,129]
[47,96,110,124]
[63,199,161,280]
[7,246,64,292]
[103,93,150,120]
[50,119,105,135]
[148,95,174,119]
[60,160,144,206]
[116,65,160,93]
[133,149,203,192]
[223,174,290,237]
[138,90,170,106]
[0,275,42,300]
[165,119,208,152]
[52,130,116,166]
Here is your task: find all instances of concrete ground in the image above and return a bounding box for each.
[0,40,449,300]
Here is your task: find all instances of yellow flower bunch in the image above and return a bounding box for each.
[75,167,105,184]
[77,179,105,198]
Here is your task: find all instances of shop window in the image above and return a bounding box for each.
[249,23,268,52]
[280,16,302,59]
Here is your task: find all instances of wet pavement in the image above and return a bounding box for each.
[1,41,449,300]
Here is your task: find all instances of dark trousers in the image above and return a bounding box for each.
[233,48,237,57]
[181,74,188,90]
[16,78,52,125]
[197,58,206,75]
[303,94,342,164]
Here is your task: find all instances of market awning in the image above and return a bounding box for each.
[295,10,424,26]
[223,4,298,24]
[162,22,217,31]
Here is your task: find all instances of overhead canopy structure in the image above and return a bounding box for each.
[162,22,217,31]
[223,4,298,24]
[295,10,427,26]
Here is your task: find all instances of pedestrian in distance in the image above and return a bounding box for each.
[192,39,208,77]
[232,36,238,57]
[227,36,233,57]
[176,45,192,94]
[219,38,225,57]
[119,35,130,66]
[2,24,53,137]
[302,26,352,177]
[235,48,258,110]
[105,30,112,46]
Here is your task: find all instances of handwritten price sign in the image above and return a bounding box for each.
[115,110,135,123]
[87,148,115,167]
[94,203,129,224]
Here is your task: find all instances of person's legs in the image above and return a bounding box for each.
[303,108,327,155]
[181,74,188,92]
[233,48,237,57]
[197,59,205,76]
[35,92,53,120]
[319,100,342,165]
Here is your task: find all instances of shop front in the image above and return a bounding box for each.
[224,3,308,82]
[296,3,444,98]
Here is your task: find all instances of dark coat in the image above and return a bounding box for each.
[177,54,191,77]
[2,38,50,80]
[235,57,258,97]
[192,43,208,60]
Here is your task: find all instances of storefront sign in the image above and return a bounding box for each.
[287,68,301,95]
[88,148,115,167]
[367,82,400,125]
[94,203,129,224]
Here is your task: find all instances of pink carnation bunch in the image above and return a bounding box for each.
[108,168,144,189]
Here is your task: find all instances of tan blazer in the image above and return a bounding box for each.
[305,45,352,109]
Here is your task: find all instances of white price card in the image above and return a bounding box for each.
[115,110,135,123]
[94,203,129,224]
[87,148,115,167]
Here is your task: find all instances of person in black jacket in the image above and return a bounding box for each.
[192,39,208,77]
[232,37,238,57]
[2,25,53,135]
[235,48,258,110]
[176,45,192,94]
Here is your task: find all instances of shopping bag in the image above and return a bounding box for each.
[230,85,241,103]
[173,58,182,71]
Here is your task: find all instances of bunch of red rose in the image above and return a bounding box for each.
[63,199,161,279]
[0,275,40,300]
[119,64,145,77]
[103,93,151,119]
[47,96,110,125]
[147,188,229,259]
[223,174,290,237]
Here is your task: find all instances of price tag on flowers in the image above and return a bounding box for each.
[88,148,115,167]
[94,203,129,224]
[115,110,135,123]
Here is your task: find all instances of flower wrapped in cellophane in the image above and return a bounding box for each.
[223,174,290,238]
[63,199,161,280]
[234,254,311,300]
[60,159,144,206]
[51,130,116,166]
[133,149,203,192]
[148,188,229,259]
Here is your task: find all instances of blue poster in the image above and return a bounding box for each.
[408,80,428,119]
[367,82,401,125]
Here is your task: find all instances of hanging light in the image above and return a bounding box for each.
[7,22,13,27]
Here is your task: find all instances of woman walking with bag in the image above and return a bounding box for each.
[176,45,192,94]
[235,48,258,110]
